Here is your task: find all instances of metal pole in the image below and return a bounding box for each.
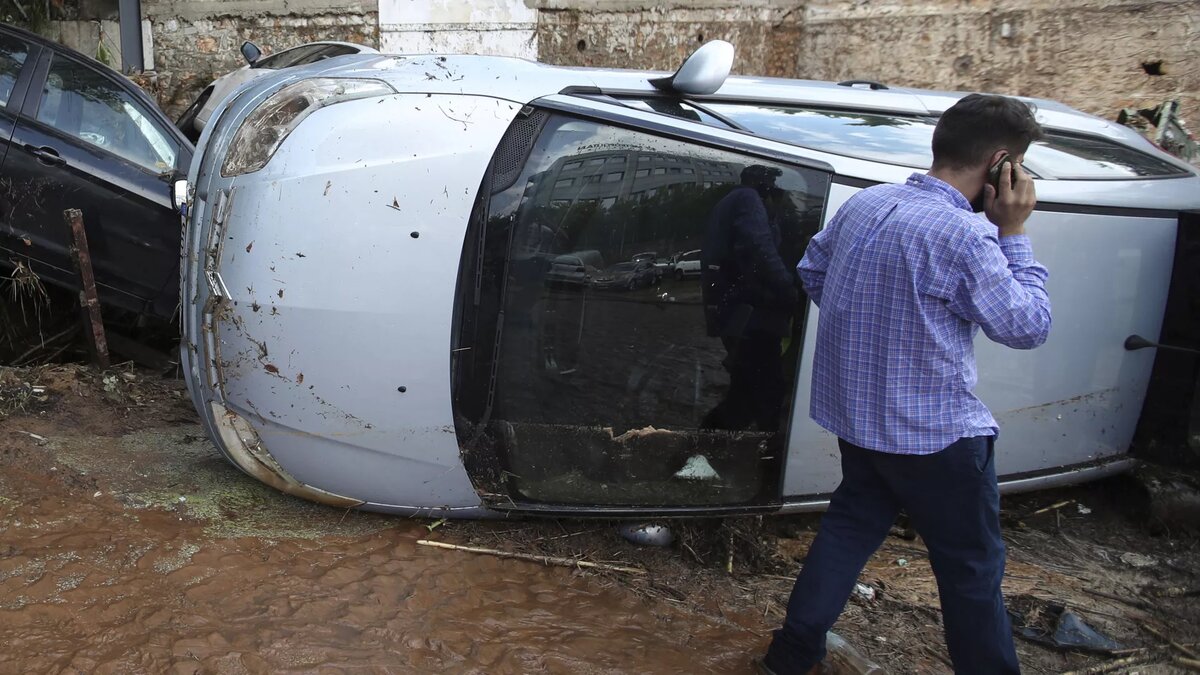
[118,0,144,73]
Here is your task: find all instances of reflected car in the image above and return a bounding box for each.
[672,249,702,279]
[175,40,377,143]
[591,260,657,291]
[0,22,193,319]
[545,250,605,287]
[180,41,1200,518]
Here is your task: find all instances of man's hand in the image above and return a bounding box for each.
[983,161,1036,237]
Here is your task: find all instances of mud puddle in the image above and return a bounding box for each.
[0,365,767,673]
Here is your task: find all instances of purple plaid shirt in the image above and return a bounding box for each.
[799,173,1051,455]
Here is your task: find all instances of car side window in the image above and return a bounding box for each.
[306,44,357,63]
[0,33,31,108]
[460,113,831,506]
[36,55,178,174]
[254,44,322,70]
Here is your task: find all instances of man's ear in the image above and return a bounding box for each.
[986,149,1010,172]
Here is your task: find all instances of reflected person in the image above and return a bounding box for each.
[700,165,799,431]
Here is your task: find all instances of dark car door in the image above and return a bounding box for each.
[1,31,39,165]
[1,47,184,316]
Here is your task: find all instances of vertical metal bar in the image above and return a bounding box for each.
[118,0,144,73]
[64,209,110,369]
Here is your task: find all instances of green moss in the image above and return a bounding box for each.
[51,426,394,540]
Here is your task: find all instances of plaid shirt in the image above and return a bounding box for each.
[799,173,1051,455]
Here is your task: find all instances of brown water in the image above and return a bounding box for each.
[0,369,767,674]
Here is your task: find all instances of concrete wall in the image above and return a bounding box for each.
[379,0,537,58]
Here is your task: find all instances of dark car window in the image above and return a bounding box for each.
[1027,131,1190,179]
[0,33,31,108]
[620,98,733,128]
[704,102,1189,179]
[36,55,178,173]
[253,44,354,70]
[704,103,939,168]
[457,113,831,508]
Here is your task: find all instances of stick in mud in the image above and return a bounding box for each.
[1058,654,1159,675]
[64,209,109,369]
[1143,623,1200,660]
[416,539,646,575]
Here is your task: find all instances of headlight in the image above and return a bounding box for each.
[221,78,396,177]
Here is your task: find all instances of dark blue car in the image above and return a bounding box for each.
[1,22,193,319]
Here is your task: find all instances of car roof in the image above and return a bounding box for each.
[312,52,1124,141]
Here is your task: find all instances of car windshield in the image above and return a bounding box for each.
[611,262,637,271]
[700,102,1190,180]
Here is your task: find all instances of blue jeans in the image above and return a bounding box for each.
[765,436,1020,674]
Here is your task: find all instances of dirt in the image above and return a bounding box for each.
[2,363,1199,674]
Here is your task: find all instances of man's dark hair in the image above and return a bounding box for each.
[931,94,1044,170]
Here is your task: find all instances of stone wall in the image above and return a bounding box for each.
[798,0,1198,124]
[143,0,378,117]
[535,0,1198,127]
[536,0,803,77]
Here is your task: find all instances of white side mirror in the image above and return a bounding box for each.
[650,40,735,96]
[172,178,190,216]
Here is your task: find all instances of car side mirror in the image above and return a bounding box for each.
[172,177,190,218]
[241,41,262,65]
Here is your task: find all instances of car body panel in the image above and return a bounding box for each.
[782,183,1179,499]
[182,51,1200,517]
[191,41,379,134]
[184,90,521,514]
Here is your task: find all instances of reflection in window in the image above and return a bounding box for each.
[1026,131,1188,178]
[461,116,830,508]
[36,56,177,173]
[0,34,30,107]
[705,102,1187,179]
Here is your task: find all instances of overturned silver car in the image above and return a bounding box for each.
[180,43,1200,517]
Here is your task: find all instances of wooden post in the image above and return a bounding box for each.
[64,209,110,369]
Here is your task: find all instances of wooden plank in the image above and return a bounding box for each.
[64,209,110,369]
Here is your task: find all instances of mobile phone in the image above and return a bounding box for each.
[988,152,1013,192]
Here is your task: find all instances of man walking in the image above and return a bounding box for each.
[762,94,1051,674]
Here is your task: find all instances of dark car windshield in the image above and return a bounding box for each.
[254,44,358,70]
[697,102,1190,180]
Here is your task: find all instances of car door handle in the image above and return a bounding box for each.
[1125,334,1200,355]
[26,145,66,166]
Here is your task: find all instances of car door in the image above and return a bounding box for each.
[452,97,835,514]
[1,30,39,226]
[3,47,183,315]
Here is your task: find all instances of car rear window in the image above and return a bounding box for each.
[700,102,1189,180]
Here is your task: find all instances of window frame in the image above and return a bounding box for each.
[0,30,38,113]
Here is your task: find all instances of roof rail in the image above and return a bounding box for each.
[837,79,890,90]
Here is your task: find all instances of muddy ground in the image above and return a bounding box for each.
[2,363,1199,674]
